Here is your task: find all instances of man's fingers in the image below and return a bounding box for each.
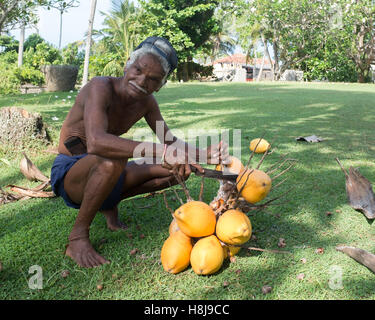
[178,164,185,178]
[191,163,204,173]
[184,164,191,179]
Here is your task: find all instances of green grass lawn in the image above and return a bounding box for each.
[1,81,375,300]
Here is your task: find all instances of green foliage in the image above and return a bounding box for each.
[0,0,42,34]
[235,0,375,83]
[62,43,84,66]
[14,66,45,86]
[175,61,213,80]
[0,50,18,64]
[89,52,124,77]
[139,0,219,61]
[23,42,63,69]
[0,35,19,53]
[23,33,45,51]
[0,60,20,94]
[297,45,357,83]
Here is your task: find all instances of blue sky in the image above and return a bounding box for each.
[11,0,113,48]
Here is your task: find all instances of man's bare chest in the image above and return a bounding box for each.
[106,105,147,136]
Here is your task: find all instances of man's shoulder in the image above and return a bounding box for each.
[88,76,115,91]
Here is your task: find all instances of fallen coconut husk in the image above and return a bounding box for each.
[0,187,26,204]
[20,152,49,182]
[5,184,55,198]
[1,154,55,205]
[336,158,375,220]
[336,245,375,273]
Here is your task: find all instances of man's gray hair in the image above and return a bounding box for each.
[126,41,172,85]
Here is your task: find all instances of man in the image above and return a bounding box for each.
[51,36,229,268]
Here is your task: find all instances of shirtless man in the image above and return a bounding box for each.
[51,37,229,268]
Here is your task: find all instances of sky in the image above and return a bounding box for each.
[11,0,113,48]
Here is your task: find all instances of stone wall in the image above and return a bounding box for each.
[41,65,78,92]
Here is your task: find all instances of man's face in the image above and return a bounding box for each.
[124,54,166,98]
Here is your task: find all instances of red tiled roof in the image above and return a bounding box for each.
[213,53,273,67]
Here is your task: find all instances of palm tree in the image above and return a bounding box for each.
[94,0,141,76]
[82,0,97,86]
[207,6,237,64]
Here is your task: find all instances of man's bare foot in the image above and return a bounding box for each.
[100,207,128,231]
[65,237,110,268]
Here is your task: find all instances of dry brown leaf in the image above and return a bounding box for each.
[262,285,272,294]
[130,248,138,255]
[19,152,49,182]
[297,273,305,280]
[278,238,286,248]
[61,270,70,278]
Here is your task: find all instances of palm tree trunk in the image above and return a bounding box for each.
[82,0,97,87]
[256,56,265,82]
[260,32,274,80]
[58,10,63,49]
[18,24,25,67]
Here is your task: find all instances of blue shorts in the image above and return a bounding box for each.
[50,154,126,211]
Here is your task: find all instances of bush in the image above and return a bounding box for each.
[89,52,124,78]
[14,66,45,86]
[23,42,63,70]
[0,62,20,94]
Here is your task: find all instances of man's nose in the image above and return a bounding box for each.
[137,74,146,87]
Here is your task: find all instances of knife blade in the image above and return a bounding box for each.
[190,166,238,182]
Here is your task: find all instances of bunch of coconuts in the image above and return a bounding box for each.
[161,139,272,275]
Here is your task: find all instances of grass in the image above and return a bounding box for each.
[1,81,375,300]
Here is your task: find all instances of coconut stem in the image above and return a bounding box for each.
[162,191,174,216]
[172,171,193,202]
[270,161,297,180]
[199,177,205,202]
[168,181,184,205]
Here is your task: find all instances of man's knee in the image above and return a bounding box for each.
[95,156,127,176]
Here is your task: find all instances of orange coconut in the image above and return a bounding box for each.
[249,138,271,153]
[216,209,252,245]
[161,230,192,274]
[190,235,225,275]
[168,218,180,235]
[236,168,272,204]
[173,201,216,237]
[222,244,241,259]
[215,156,244,175]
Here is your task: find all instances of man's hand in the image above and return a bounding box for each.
[206,141,230,165]
[162,145,204,178]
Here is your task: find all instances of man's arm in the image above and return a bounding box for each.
[144,97,230,166]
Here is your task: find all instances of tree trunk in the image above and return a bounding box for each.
[182,61,189,82]
[58,10,63,50]
[358,71,366,83]
[261,32,274,80]
[17,24,25,67]
[272,40,280,80]
[0,107,51,147]
[256,56,265,82]
[82,0,97,87]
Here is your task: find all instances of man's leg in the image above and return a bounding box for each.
[63,155,127,268]
[120,161,181,199]
[99,161,181,231]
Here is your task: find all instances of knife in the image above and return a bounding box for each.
[190,166,238,182]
